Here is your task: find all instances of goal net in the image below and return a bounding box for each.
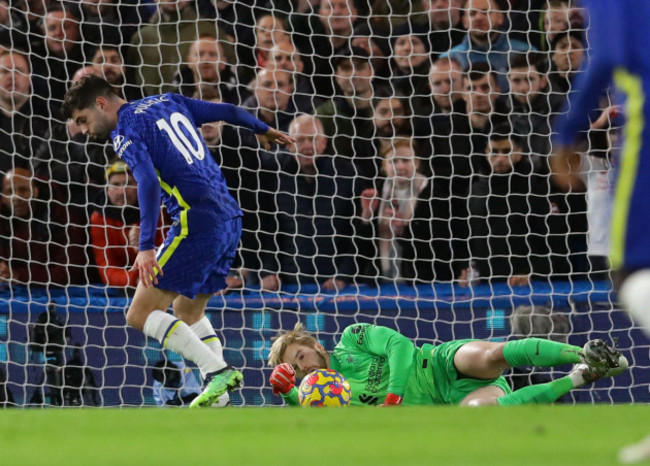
[0,0,646,407]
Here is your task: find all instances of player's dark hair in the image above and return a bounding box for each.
[61,75,119,120]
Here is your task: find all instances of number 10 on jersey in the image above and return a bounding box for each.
[156,112,205,164]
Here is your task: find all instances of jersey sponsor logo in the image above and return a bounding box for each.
[116,140,133,158]
[112,135,124,152]
[133,95,170,114]
[365,356,385,394]
[352,325,367,345]
[358,394,379,405]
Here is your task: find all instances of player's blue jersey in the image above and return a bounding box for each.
[110,93,269,250]
[554,0,650,270]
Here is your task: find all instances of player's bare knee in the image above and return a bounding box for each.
[126,306,149,331]
[463,397,499,407]
[486,343,508,369]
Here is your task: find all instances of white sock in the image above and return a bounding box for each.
[143,310,226,378]
[620,270,650,332]
[569,368,587,388]
[190,317,231,407]
[190,317,226,366]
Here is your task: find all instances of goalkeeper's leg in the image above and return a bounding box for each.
[453,339,583,380]
[462,366,603,406]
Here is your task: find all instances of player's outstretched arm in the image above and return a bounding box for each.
[256,128,295,150]
[182,96,295,149]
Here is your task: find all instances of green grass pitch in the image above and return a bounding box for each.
[0,405,648,465]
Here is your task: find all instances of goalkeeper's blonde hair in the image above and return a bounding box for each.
[267,322,318,367]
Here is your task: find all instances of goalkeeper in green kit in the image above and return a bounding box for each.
[268,323,628,406]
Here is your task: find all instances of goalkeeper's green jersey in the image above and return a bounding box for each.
[282,323,438,406]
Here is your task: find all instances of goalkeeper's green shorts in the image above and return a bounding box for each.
[429,339,512,405]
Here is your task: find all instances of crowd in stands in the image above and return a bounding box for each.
[0,0,620,292]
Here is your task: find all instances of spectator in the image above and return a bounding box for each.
[151,357,202,407]
[350,23,391,80]
[503,0,546,49]
[360,139,434,283]
[427,56,465,116]
[243,68,314,136]
[0,46,69,195]
[127,0,229,96]
[90,161,139,288]
[539,0,584,51]
[30,4,87,112]
[571,103,621,281]
[65,63,115,212]
[197,0,256,81]
[501,53,565,165]
[316,46,376,181]
[413,56,465,138]
[0,0,30,50]
[388,24,432,99]
[371,89,412,172]
[450,63,508,168]
[442,0,534,92]
[79,0,138,47]
[417,0,465,57]
[547,31,585,97]
[91,46,142,101]
[362,0,413,36]
[267,40,318,105]
[461,127,550,286]
[0,167,89,287]
[0,50,50,176]
[175,34,244,104]
[215,90,280,284]
[200,0,255,44]
[260,114,359,292]
[289,0,360,98]
[254,14,290,71]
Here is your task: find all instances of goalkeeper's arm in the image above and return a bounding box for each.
[341,324,416,405]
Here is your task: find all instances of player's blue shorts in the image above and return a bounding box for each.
[155,210,241,299]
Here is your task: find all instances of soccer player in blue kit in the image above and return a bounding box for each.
[551,2,650,460]
[62,76,294,408]
[552,1,650,332]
